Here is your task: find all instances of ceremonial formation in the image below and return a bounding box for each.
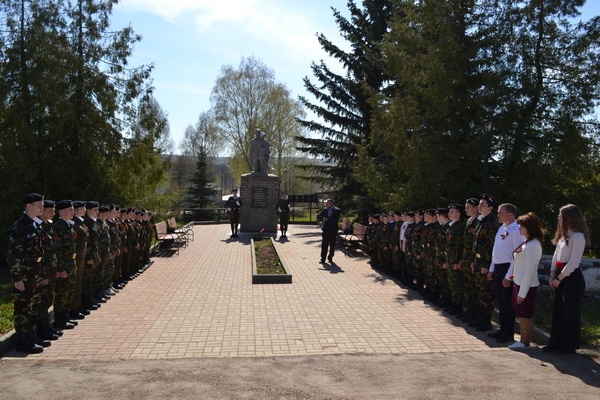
[363,195,589,353]
[6,194,155,354]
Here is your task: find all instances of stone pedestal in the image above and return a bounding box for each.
[240,173,279,233]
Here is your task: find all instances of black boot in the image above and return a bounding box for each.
[15,332,43,354]
[69,309,85,320]
[28,328,51,348]
[37,320,59,340]
[53,313,75,330]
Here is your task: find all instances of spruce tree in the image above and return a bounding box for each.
[188,146,217,209]
[296,0,393,220]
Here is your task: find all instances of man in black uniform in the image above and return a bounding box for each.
[225,189,243,238]
[276,192,291,238]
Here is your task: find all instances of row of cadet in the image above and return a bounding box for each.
[363,194,590,353]
[6,194,155,354]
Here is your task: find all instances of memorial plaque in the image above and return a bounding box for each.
[252,187,268,208]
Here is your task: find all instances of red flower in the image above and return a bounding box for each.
[508,275,514,280]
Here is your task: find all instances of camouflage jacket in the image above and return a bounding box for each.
[420,222,436,261]
[72,216,89,253]
[97,219,111,258]
[83,215,100,262]
[412,222,425,256]
[404,223,417,256]
[473,213,500,268]
[461,217,478,265]
[391,222,401,251]
[6,213,44,283]
[40,220,58,279]
[107,220,121,254]
[53,218,77,273]
[444,219,465,266]
[434,221,450,265]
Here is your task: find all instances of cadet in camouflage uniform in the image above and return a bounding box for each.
[53,200,81,326]
[421,210,439,299]
[412,211,426,291]
[459,198,480,323]
[433,208,450,307]
[470,194,501,332]
[96,206,112,300]
[7,193,46,353]
[391,212,402,278]
[108,205,124,290]
[38,201,63,340]
[381,213,392,272]
[444,204,465,315]
[365,215,376,259]
[403,212,417,287]
[83,201,101,309]
[71,201,91,313]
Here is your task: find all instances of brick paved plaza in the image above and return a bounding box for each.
[9,224,502,360]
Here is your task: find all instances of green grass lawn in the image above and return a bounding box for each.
[0,267,14,335]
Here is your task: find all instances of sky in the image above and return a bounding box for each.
[111,1,600,154]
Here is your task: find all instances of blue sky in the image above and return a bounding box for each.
[111,1,600,153]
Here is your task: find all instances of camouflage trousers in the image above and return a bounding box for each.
[13,272,42,333]
[70,248,87,310]
[37,275,56,321]
[82,259,97,296]
[462,262,479,310]
[476,260,495,316]
[95,254,112,292]
[447,266,464,304]
[54,267,77,314]
[112,253,123,281]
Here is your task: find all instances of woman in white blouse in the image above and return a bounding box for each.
[504,212,543,349]
[543,204,590,355]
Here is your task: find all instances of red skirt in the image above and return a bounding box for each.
[511,284,537,318]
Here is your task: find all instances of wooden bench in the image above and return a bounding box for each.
[338,221,368,250]
[167,217,194,245]
[154,221,182,255]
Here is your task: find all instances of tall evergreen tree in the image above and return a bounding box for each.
[188,146,216,208]
[297,0,393,220]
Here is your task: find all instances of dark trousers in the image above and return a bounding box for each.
[230,218,239,234]
[321,229,337,261]
[493,263,515,334]
[279,214,289,233]
[549,268,585,350]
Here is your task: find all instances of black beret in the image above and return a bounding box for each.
[127,207,135,213]
[406,211,415,217]
[115,205,121,211]
[435,208,449,215]
[86,201,99,209]
[465,198,479,207]
[120,209,127,214]
[56,200,73,211]
[425,209,436,216]
[73,201,86,209]
[108,204,115,211]
[448,204,464,211]
[98,206,110,213]
[415,210,424,216]
[480,193,497,207]
[372,214,381,219]
[43,200,56,208]
[23,193,43,204]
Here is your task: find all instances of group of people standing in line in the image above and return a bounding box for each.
[7,194,155,354]
[364,194,590,353]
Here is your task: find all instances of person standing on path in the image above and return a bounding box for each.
[225,189,242,238]
[276,192,291,238]
[318,198,340,263]
[7,193,46,354]
[487,203,525,343]
[544,204,590,355]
